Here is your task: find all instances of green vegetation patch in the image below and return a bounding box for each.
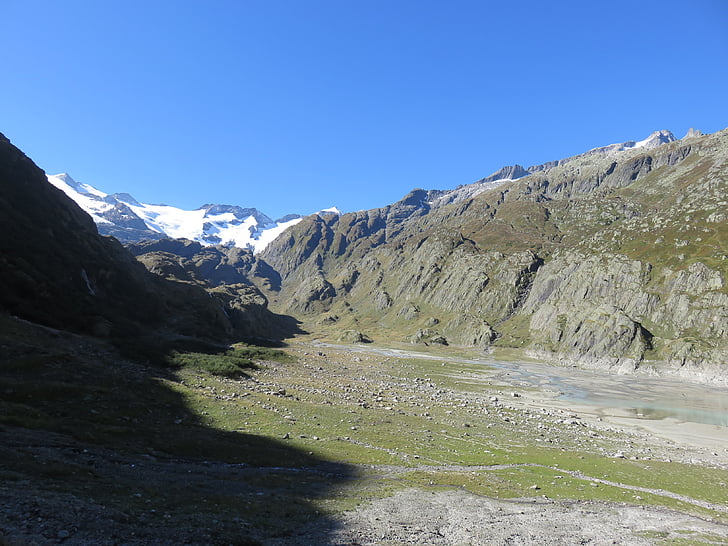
[167,345,294,378]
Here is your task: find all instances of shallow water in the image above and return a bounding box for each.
[471,358,728,427]
[314,342,728,428]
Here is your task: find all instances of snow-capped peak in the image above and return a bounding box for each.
[628,130,676,150]
[317,206,341,216]
[50,173,108,199]
[47,173,114,224]
[46,173,312,253]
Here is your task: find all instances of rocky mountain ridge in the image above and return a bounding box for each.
[258,127,727,383]
[426,130,685,209]
[50,130,687,251]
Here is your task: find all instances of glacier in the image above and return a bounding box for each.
[47,173,309,253]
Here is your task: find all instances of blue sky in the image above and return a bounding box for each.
[2,0,727,219]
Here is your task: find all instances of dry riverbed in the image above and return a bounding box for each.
[1,336,727,545]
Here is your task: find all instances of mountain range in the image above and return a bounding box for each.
[2,126,726,384]
[47,129,686,252]
[0,132,297,351]
[253,127,727,383]
[46,173,313,252]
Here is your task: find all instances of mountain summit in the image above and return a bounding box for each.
[47,174,306,252]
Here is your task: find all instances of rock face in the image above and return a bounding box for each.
[125,239,296,340]
[260,128,728,383]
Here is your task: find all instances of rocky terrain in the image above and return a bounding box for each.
[1,322,726,544]
[258,128,728,382]
[0,133,294,348]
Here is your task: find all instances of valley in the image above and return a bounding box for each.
[1,316,726,544]
[2,127,727,543]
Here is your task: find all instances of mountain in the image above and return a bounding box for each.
[49,132,681,253]
[417,130,681,209]
[257,128,728,383]
[46,173,307,252]
[0,132,294,349]
[8,127,726,383]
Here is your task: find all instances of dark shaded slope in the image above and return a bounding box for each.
[0,133,162,337]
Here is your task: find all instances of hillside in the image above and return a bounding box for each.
[259,128,728,382]
[0,133,292,349]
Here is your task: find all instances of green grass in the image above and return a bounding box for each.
[160,344,728,523]
[3,314,726,541]
[165,345,294,378]
[167,350,257,377]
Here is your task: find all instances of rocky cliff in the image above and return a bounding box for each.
[260,129,728,383]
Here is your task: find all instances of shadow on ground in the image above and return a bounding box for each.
[0,315,354,545]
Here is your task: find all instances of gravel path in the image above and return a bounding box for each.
[286,487,728,545]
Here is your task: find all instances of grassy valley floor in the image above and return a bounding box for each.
[1,321,727,544]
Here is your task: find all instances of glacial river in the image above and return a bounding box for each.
[312,342,728,428]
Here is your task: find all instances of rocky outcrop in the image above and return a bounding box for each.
[406,328,448,346]
[515,250,727,380]
[128,238,281,291]
[443,314,497,347]
[338,330,371,343]
[127,239,295,339]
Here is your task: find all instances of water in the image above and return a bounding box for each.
[474,356,728,427]
[313,342,728,428]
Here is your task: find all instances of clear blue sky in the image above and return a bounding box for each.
[2,0,726,219]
